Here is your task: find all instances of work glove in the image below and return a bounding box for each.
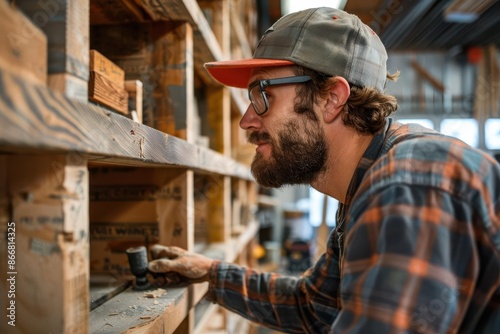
[148,244,213,285]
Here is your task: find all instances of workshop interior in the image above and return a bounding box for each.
[1,0,500,333]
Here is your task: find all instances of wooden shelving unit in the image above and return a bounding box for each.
[0,0,261,333]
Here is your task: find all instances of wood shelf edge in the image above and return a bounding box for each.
[89,282,209,334]
[0,70,252,180]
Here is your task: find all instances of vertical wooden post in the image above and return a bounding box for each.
[232,178,249,235]
[195,1,233,246]
[207,87,232,156]
[151,22,194,142]
[202,0,231,156]
[155,169,195,334]
[206,175,231,243]
[157,170,194,252]
[474,45,499,120]
[1,155,88,334]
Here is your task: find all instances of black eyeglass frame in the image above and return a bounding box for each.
[248,75,312,115]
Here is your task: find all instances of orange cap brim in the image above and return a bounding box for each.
[204,59,295,88]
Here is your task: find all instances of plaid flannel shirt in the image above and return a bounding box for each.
[207,119,500,333]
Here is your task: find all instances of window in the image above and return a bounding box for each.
[440,118,479,147]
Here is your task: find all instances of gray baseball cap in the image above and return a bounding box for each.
[204,7,388,92]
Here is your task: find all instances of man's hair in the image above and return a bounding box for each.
[293,66,399,134]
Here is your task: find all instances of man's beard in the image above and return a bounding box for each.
[249,118,327,188]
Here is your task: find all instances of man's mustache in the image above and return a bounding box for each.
[248,131,272,145]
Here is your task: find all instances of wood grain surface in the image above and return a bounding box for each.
[0,70,252,180]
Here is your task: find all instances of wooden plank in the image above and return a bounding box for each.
[125,80,144,123]
[132,0,224,85]
[90,0,147,25]
[207,175,231,243]
[158,170,194,252]
[0,1,47,86]
[48,73,88,101]
[90,50,126,84]
[206,86,231,155]
[133,0,199,24]
[244,0,259,51]
[89,71,129,115]
[474,45,500,120]
[15,0,89,81]
[0,155,88,334]
[89,283,209,334]
[194,0,231,85]
[88,49,128,112]
[0,69,253,179]
[230,10,253,59]
[89,274,131,310]
[193,10,225,86]
[193,177,209,244]
[231,178,248,236]
[487,45,499,118]
[174,22,195,142]
[198,0,230,55]
[200,1,231,156]
[247,181,258,208]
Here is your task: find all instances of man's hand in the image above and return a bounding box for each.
[148,244,214,285]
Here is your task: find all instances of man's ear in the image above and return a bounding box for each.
[323,76,350,124]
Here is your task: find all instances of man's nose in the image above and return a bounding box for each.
[239,103,261,130]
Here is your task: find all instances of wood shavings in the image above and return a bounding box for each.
[140,316,152,320]
[153,300,159,305]
[108,313,119,316]
[143,288,167,299]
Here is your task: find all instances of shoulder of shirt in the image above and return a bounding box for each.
[358,121,500,199]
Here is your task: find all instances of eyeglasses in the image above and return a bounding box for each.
[248,75,312,115]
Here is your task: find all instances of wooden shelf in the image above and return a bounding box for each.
[0,1,261,333]
[0,70,252,180]
[89,282,209,333]
[88,221,258,334]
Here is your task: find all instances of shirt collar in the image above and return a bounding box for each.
[343,118,394,206]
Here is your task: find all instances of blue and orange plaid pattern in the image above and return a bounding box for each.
[207,119,500,333]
